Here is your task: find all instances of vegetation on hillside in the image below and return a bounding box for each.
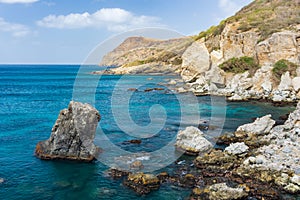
[122,52,183,68]
[272,59,299,82]
[219,56,260,76]
[195,0,300,42]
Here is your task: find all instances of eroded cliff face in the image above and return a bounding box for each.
[182,25,300,102]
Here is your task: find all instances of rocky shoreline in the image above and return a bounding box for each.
[105,102,300,199]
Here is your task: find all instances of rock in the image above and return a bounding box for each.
[35,101,101,162]
[181,40,210,81]
[225,142,249,156]
[194,149,240,174]
[127,88,138,92]
[123,172,160,195]
[278,72,293,91]
[191,183,248,200]
[236,114,275,136]
[157,172,169,183]
[169,80,177,85]
[130,161,144,170]
[284,183,300,194]
[107,168,130,179]
[175,126,212,155]
[292,77,300,92]
[126,139,142,144]
[291,175,300,186]
[228,94,244,101]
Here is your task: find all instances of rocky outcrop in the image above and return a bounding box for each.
[246,102,300,174]
[123,173,160,195]
[175,126,212,155]
[256,31,299,65]
[35,101,101,162]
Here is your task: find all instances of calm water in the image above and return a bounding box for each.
[0,65,295,200]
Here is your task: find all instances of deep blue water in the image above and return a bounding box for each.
[0,65,295,200]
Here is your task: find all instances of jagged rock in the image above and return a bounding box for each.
[191,183,248,200]
[278,72,293,91]
[35,101,101,162]
[175,126,212,155]
[123,172,160,195]
[225,142,249,156]
[236,114,275,136]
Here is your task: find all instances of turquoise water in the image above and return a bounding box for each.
[0,65,295,200]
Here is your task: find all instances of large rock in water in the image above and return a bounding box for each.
[35,101,101,162]
[175,126,212,155]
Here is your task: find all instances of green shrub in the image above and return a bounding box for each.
[272,59,298,81]
[219,56,259,76]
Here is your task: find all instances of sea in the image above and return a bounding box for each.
[0,64,296,200]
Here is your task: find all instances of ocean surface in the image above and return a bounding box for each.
[0,65,296,200]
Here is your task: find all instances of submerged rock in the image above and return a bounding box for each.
[35,101,101,162]
[175,126,212,155]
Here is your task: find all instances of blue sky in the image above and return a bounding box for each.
[0,0,253,64]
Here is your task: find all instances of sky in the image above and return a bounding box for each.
[0,0,253,64]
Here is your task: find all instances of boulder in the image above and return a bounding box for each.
[175,126,212,155]
[236,115,275,136]
[225,142,249,156]
[191,183,248,200]
[181,40,210,81]
[35,101,101,162]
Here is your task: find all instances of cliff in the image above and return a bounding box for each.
[99,0,300,102]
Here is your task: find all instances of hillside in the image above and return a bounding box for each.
[99,0,300,102]
[100,36,192,74]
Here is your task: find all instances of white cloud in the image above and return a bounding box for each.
[218,0,240,14]
[37,8,163,32]
[0,0,38,3]
[0,18,30,37]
